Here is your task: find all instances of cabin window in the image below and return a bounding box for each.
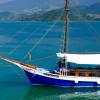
[69,71,75,76]
[79,73,85,76]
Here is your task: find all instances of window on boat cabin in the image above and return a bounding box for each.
[69,71,75,76]
[79,73,85,76]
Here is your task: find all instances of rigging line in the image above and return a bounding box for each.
[84,22,100,39]
[71,0,100,42]
[0,13,33,79]
[26,54,56,62]
[68,1,100,54]
[0,22,33,48]
[76,13,100,41]
[0,12,34,51]
[59,31,64,52]
[72,0,78,21]
[23,11,65,61]
[29,23,56,52]
[8,24,43,55]
[70,2,100,54]
[23,22,57,60]
[7,9,60,56]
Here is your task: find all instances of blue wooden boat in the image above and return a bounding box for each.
[0,0,100,87]
[0,55,100,87]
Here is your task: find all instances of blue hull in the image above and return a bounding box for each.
[24,70,100,87]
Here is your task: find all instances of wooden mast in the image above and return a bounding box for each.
[63,0,69,65]
[63,0,69,53]
[57,0,69,70]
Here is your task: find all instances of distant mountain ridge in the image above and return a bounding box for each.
[0,0,64,13]
[0,2,100,21]
[86,2,100,14]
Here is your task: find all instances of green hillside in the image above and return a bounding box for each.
[0,2,100,21]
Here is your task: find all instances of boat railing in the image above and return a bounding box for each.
[67,69,100,77]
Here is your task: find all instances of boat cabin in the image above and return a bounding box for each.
[52,61,100,77]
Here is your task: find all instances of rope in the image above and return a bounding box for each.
[8,24,42,55]
[84,22,100,40]
[0,14,38,79]
[23,11,65,61]
[0,22,33,48]
[30,24,56,52]
[72,0,99,38]
[0,15,35,80]
[0,1,65,78]
[5,6,62,57]
[0,9,37,48]
[26,54,56,62]
[70,0,100,54]
[0,12,52,79]
[23,22,57,61]
[79,17,100,45]
[1,1,64,63]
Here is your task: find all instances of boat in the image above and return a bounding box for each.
[0,0,100,87]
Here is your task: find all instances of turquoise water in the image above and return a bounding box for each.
[0,21,100,100]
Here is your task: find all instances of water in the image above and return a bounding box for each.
[0,21,100,100]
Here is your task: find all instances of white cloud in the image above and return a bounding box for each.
[19,7,42,14]
[46,5,59,11]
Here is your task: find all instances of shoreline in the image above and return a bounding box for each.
[0,20,100,23]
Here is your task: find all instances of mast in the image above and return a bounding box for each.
[63,0,69,66]
[57,0,69,70]
[63,0,69,53]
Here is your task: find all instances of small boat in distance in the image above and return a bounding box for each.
[1,0,100,87]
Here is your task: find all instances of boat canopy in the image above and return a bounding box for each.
[56,53,100,65]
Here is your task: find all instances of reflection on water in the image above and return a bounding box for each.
[23,86,100,100]
[1,82,100,100]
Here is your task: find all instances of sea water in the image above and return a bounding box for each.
[0,21,100,100]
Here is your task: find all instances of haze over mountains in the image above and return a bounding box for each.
[0,0,100,13]
[0,0,65,13]
[0,0,100,21]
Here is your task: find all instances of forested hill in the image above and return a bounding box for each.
[0,2,100,21]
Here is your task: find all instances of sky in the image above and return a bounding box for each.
[0,0,100,5]
[0,0,13,4]
[77,0,100,5]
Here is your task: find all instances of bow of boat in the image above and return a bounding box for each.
[0,56,37,70]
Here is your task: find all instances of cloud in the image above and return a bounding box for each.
[22,7,42,14]
[46,5,59,11]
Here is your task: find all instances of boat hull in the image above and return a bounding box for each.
[1,56,100,87]
[24,70,100,87]
[24,70,75,86]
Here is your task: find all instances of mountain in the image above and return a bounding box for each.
[0,0,100,13]
[0,2,100,21]
[74,0,100,6]
[0,0,65,13]
[87,2,100,14]
[69,3,100,20]
[19,9,65,21]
